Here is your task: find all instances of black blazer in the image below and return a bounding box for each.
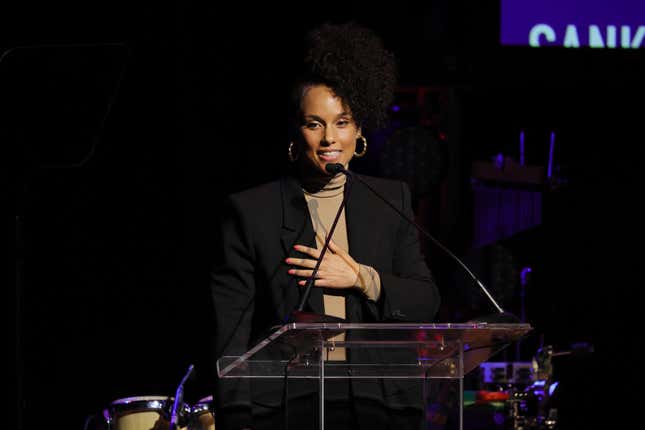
[211,173,440,428]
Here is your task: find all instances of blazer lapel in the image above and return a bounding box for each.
[345,173,376,265]
[280,176,324,315]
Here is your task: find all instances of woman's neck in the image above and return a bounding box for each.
[299,168,347,197]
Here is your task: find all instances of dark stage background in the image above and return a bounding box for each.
[8,1,643,429]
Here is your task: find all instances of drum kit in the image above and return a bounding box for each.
[474,342,593,430]
[93,394,215,430]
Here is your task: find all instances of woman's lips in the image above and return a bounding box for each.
[318,150,341,161]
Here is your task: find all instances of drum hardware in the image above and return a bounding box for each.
[477,349,555,430]
[508,345,559,430]
[169,364,196,430]
[189,395,215,430]
[477,342,593,429]
[505,345,560,430]
[507,342,592,429]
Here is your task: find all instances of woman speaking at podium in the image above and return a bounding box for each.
[210,21,440,430]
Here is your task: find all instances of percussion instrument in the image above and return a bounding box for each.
[102,395,190,430]
[189,395,214,430]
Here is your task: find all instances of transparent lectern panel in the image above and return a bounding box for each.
[217,323,532,380]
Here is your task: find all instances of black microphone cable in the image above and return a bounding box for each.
[285,169,354,324]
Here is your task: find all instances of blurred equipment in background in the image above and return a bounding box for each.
[460,127,569,329]
[379,125,444,206]
[470,128,567,249]
[469,341,594,430]
[378,85,454,240]
[379,124,447,259]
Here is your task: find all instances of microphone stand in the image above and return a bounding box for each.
[327,164,518,323]
[287,172,353,324]
[169,364,195,430]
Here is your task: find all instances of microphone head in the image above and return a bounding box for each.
[325,163,344,174]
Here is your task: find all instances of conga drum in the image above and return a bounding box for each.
[104,395,190,430]
[189,395,214,430]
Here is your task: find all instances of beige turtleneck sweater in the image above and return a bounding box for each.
[302,172,381,360]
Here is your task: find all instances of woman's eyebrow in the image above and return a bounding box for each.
[303,112,352,123]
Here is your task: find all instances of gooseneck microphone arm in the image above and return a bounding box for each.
[295,173,354,313]
[325,163,507,317]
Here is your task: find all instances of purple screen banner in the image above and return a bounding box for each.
[501,0,644,48]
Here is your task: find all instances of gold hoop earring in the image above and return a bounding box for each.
[354,136,367,158]
[288,142,299,162]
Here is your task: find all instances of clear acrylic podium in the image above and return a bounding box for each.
[217,322,532,430]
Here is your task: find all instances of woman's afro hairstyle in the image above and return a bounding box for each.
[297,21,398,131]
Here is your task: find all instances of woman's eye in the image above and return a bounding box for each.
[337,119,350,127]
[305,122,320,129]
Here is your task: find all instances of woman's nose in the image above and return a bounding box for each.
[323,128,336,145]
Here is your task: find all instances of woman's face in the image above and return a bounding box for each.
[298,84,360,175]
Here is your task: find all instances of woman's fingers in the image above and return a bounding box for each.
[293,244,320,258]
[298,278,341,288]
[289,268,315,278]
[289,243,359,288]
[285,257,317,268]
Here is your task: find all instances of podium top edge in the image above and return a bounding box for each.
[281,322,532,330]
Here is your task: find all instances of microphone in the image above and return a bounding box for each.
[286,166,352,324]
[169,364,195,430]
[325,163,519,324]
